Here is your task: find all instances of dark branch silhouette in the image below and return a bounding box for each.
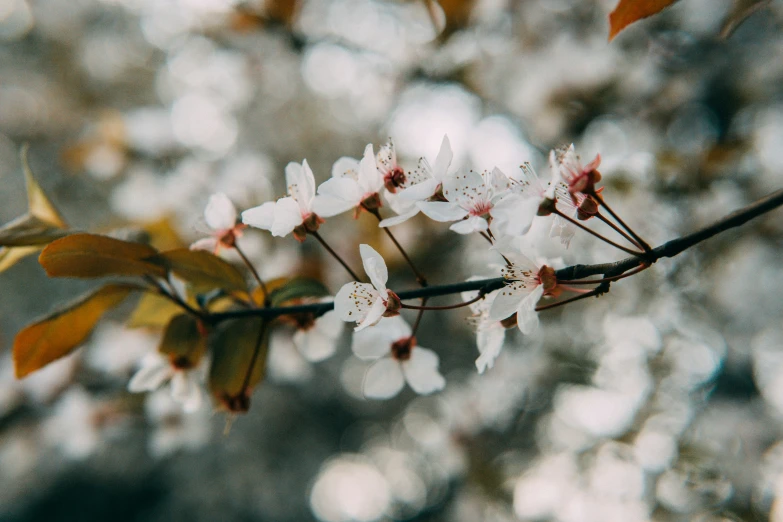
[208,189,783,323]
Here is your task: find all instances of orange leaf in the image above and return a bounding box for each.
[608,0,680,41]
[14,284,134,377]
[126,292,184,329]
[39,233,166,279]
[158,314,207,367]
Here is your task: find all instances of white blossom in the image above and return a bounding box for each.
[128,353,204,412]
[241,159,324,239]
[293,309,344,362]
[314,144,385,217]
[190,192,243,253]
[334,244,398,332]
[488,249,546,335]
[352,316,445,399]
[462,285,507,374]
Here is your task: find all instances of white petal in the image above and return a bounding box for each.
[475,327,506,374]
[204,193,237,231]
[359,244,388,293]
[311,194,355,218]
[363,358,405,399]
[416,201,467,222]
[189,237,219,252]
[128,356,171,392]
[334,282,378,322]
[432,135,453,181]
[317,177,363,205]
[358,143,383,194]
[270,197,303,237]
[314,310,344,338]
[379,210,419,228]
[241,201,276,231]
[352,325,394,360]
[516,285,544,335]
[285,160,315,213]
[332,156,360,179]
[293,328,337,362]
[449,216,487,234]
[490,167,511,195]
[488,281,528,321]
[170,371,202,412]
[443,170,488,208]
[402,347,445,395]
[491,195,539,237]
[355,297,386,332]
[398,178,438,202]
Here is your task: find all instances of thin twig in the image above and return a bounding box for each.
[240,319,268,396]
[310,231,363,282]
[589,189,652,252]
[553,208,644,257]
[366,207,428,286]
[595,211,643,249]
[402,294,483,311]
[234,243,269,305]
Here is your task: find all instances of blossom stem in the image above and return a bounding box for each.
[234,243,270,306]
[144,276,205,319]
[557,263,649,285]
[534,289,601,312]
[366,207,428,286]
[595,211,643,249]
[589,190,652,252]
[479,231,494,245]
[401,294,483,311]
[309,231,363,282]
[552,208,644,257]
[410,299,428,336]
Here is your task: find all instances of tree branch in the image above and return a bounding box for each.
[208,189,783,322]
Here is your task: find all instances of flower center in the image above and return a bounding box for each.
[469,201,493,217]
[391,336,416,361]
[383,167,407,193]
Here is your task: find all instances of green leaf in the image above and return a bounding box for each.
[146,249,248,293]
[0,214,70,247]
[268,277,330,307]
[158,314,207,367]
[14,284,134,377]
[208,318,269,413]
[39,233,167,279]
[608,0,680,41]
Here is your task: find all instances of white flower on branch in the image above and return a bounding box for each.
[292,308,343,362]
[314,144,385,218]
[241,159,325,241]
[128,353,204,412]
[379,135,453,228]
[552,143,602,196]
[334,244,401,332]
[352,316,445,399]
[462,285,507,374]
[488,247,550,335]
[417,167,539,236]
[190,192,245,253]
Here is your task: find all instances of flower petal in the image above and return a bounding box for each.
[363,358,405,399]
[432,135,452,181]
[398,178,438,202]
[128,355,171,392]
[488,281,529,321]
[241,201,276,231]
[311,194,355,218]
[285,160,316,213]
[352,324,394,360]
[491,194,539,237]
[293,328,337,362]
[355,296,386,332]
[332,156,360,179]
[189,237,219,252]
[270,197,303,237]
[334,282,378,322]
[317,177,363,207]
[417,201,468,222]
[443,170,487,208]
[516,285,544,335]
[358,143,383,194]
[170,371,202,412]
[204,193,237,231]
[379,210,419,228]
[402,347,445,395]
[449,216,487,234]
[359,244,388,293]
[475,326,506,374]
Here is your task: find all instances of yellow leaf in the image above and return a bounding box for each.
[0,214,70,247]
[14,284,134,377]
[147,249,247,292]
[21,144,67,228]
[608,0,680,41]
[127,293,184,328]
[158,314,207,367]
[0,246,40,273]
[39,233,167,279]
[208,318,269,413]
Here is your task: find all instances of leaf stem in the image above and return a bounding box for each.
[309,231,363,282]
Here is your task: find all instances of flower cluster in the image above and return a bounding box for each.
[127,137,626,408]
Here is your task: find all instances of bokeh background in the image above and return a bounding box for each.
[1,0,783,520]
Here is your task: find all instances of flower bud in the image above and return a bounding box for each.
[384,291,402,317]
